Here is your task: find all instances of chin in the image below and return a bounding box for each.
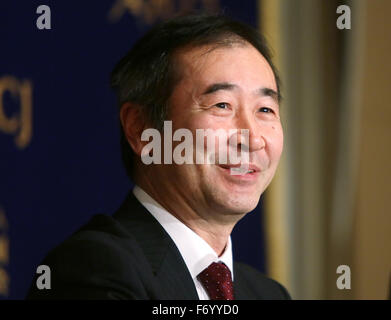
[201,171,266,214]
[226,184,264,208]
[230,197,260,214]
[210,190,261,216]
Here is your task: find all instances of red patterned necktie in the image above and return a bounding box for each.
[198,262,234,300]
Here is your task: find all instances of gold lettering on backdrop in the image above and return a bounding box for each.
[0,236,8,265]
[0,208,9,297]
[0,76,33,149]
[108,0,220,24]
[0,269,9,297]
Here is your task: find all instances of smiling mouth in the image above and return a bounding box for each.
[217,164,260,176]
[230,167,255,174]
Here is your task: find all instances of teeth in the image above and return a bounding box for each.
[230,167,255,175]
[230,167,247,174]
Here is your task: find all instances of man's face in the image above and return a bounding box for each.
[159,44,283,220]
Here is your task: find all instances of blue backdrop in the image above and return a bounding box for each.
[0,0,266,299]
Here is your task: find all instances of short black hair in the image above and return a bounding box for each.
[110,13,281,181]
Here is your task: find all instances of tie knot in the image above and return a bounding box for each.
[198,262,234,300]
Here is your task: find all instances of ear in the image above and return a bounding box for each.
[120,102,146,156]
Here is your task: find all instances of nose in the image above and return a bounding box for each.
[234,111,265,153]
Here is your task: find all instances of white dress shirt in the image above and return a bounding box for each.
[133,185,234,300]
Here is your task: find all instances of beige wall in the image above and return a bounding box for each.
[352,0,391,300]
[261,0,391,299]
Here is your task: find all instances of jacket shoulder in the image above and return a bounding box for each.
[234,262,291,300]
[26,214,153,299]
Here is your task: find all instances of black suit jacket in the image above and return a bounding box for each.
[26,192,290,300]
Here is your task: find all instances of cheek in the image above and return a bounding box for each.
[267,124,284,159]
[171,112,209,133]
[189,114,226,131]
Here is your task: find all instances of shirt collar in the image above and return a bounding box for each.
[132,185,233,281]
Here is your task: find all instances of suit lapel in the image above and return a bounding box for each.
[233,262,253,300]
[113,192,198,300]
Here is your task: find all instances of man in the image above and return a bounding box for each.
[27,13,289,300]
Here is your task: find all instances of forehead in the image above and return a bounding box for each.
[173,43,277,93]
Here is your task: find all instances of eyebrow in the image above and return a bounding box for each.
[258,87,281,103]
[202,82,281,102]
[202,82,237,95]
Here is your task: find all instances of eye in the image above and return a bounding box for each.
[214,102,230,109]
[259,106,274,113]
